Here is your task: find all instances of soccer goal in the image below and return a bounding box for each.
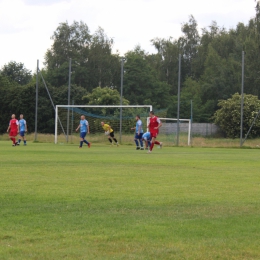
[55,105,153,144]
[146,118,191,146]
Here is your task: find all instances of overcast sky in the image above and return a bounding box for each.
[0,0,256,72]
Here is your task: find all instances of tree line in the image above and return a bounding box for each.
[1,3,260,135]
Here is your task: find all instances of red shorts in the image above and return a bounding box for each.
[9,131,18,137]
[150,131,158,138]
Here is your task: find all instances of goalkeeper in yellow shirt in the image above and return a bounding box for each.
[101,122,119,146]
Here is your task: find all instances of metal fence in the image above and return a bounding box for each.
[162,123,219,137]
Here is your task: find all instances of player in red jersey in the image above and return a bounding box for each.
[147,111,162,153]
[7,114,19,146]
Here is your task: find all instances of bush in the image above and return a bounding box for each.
[214,93,260,138]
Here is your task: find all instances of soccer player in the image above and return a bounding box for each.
[142,132,151,150]
[101,122,119,146]
[131,115,144,150]
[147,111,163,153]
[7,114,19,146]
[75,115,91,148]
[18,114,27,145]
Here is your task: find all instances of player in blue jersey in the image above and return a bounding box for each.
[131,115,144,150]
[142,132,151,150]
[75,115,91,148]
[18,114,27,145]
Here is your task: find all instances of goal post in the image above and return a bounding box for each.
[147,117,191,146]
[55,105,153,144]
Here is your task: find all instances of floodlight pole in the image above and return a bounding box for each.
[176,54,181,146]
[71,99,74,143]
[119,57,125,143]
[190,100,193,146]
[34,59,39,142]
[67,58,71,143]
[240,51,245,147]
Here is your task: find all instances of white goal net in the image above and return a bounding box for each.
[147,117,191,146]
[55,105,153,144]
[55,105,191,146]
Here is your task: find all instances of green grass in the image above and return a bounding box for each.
[0,141,260,259]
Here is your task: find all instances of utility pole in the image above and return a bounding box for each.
[119,57,125,143]
[67,58,71,143]
[176,54,181,146]
[34,59,39,142]
[240,51,245,147]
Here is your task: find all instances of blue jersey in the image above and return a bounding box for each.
[80,119,88,132]
[142,132,151,141]
[19,119,26,131]
[135,119,143,133]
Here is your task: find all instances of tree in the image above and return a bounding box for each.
[214,93,260,138]
[123,47,171,109]
[242,4,260,97]
[255,0,260,46]
[193,21,226,80]
[178,15,200,78]
[0,61,32,85]
[44,21,91,87]
[150,37,180,94]
[83,86,129,106]
[166,77,212,122]
[45,21,91,69]
[44,21,120,91]
[0,81,37,133]
[87,27,120,90]
[82,86,130,123]
[199,45,241,117]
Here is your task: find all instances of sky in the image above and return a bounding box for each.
[0,0,256,73]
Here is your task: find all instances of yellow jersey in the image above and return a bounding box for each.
[102,124,113,133]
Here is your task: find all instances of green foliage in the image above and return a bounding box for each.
[44,21,91,87]
[0,82,36,133]
[199,44,241,118]
[0,61,32,85]
[178,15,200,78]
[44,21,119,90]
[87,27,120,90]
[83,86,129,106]
[123,47,171,109]
[82,86,140,132]
[167,77,213,122]
[214,93,260,138]
[4,7,260,132]
[0,78,87,133]
[150,38,179,94]
[0,74,12,88]
[45,21,91,69]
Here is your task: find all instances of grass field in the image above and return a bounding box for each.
[1,140,260,259]
[2,133,260,148]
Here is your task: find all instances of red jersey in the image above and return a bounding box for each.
[9,119,19,131]
[149,116,161,134]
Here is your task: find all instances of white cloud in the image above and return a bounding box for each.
[0,0,71,72]
[0,0,256,72]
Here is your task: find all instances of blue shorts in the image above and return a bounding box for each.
[80,132,87,139]
[143,137,151,142]
[20,131,25,137]
[135,133,143,140]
